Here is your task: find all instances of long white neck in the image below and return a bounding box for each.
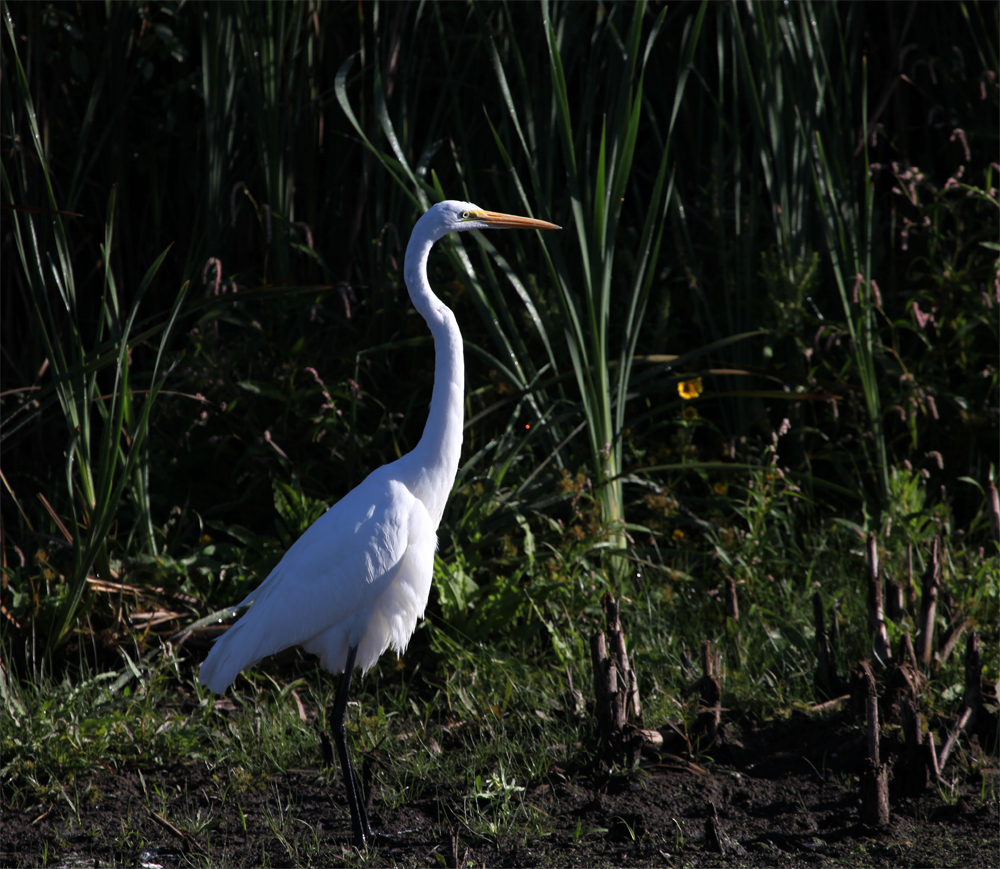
[400,230,464,529]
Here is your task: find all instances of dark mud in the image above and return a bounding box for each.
[3,715,996,868]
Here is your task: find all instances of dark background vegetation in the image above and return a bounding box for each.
[1,1,997,865]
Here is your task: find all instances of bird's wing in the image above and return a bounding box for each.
[199,474,427,692]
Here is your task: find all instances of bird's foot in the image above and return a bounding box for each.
[353,829,411,849]
[349,821,425,849]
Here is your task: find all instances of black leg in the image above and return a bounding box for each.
[331,644,373,846]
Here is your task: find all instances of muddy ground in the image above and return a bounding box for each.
[2,714,997,868]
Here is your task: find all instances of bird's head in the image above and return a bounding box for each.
[421,200,560,240]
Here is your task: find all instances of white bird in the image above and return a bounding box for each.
[199,200,559,846]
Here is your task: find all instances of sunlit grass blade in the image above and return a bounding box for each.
[334,53,427,212]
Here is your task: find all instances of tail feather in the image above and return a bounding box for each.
[200,620,260,693]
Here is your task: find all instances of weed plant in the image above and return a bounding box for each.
[2,2,998,864]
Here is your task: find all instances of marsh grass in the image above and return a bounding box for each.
[1,1,997,864]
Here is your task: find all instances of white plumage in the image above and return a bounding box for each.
[199,475,436,691]
[200,202,558,695]
[198,201,559,846]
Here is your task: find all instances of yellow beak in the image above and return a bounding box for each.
[474,210,561,230]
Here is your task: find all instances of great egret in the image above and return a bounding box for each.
[199,200,559,846]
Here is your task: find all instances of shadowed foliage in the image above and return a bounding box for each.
[1,2,997,865]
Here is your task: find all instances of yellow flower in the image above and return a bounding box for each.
[677,377,703,400]
[683,406,699,420]
[672,528,685,542]
[714,482,727,495]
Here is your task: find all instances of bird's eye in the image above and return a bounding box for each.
[462,211,471,220]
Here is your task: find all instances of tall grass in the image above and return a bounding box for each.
[1,0,995,694]
[334,1,711,584]
[2,13,996,862]
[2,15,187,658]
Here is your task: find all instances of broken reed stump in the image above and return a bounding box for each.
[704,800,745,856]
[883,626,993,793]
[866,533,891,668]
[591,593,657,768]
[858,662,890,826]
[927,730,941,780]
[937,629,990,775]
[685,640,722,747]
[884,658,925,724]
[885,659,929,797]
[916,537,940,666]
